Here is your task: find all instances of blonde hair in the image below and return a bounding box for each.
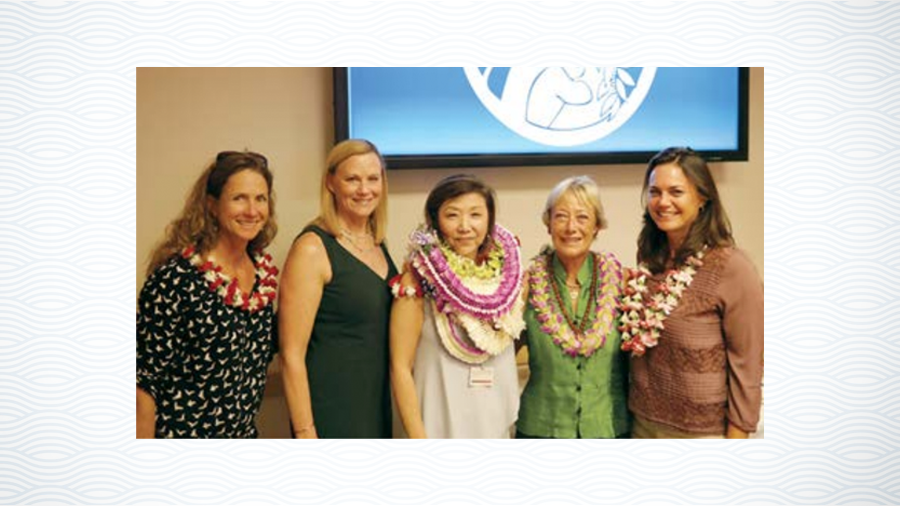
[146,151,277,277]
[542,175,608,231]
[311,139,388,243]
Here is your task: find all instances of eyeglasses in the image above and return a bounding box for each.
[216,150,268,169]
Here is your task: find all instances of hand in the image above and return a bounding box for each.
[726,422,749,439]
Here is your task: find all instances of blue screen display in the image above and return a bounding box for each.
[344,67,742,158]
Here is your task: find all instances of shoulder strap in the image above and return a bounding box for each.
[299,224,341,261]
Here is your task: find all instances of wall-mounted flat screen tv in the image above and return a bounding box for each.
[334,67,748,169]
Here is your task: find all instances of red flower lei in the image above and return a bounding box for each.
[181,245,279,312]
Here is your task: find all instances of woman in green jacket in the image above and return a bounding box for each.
[517,176,629,438]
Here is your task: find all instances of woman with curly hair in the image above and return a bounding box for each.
[136,151,279,438]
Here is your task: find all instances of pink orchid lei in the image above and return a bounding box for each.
[182,245,278,313]
[408,223,523,321]
[407,223,525,364]
[618,249,705,356]
[527,250,623,358]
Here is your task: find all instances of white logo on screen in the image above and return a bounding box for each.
[463,67,656,147]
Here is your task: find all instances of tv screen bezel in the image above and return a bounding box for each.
[333,67,749,169]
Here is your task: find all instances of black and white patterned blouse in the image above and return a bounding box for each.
[136,253,276,438]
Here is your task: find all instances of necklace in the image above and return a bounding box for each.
[181,245,279,312]
[527,251,622,358]
[618,248,706,356]
[340,227,376,253]
[406,223,525,364]
[564,280,580,303]
[550,266,597,335]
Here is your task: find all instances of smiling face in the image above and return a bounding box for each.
[210,169,270,247]
[647,162,706,249]
[437,192,490,261]
[549,190,597,263]
[328,152,383,222]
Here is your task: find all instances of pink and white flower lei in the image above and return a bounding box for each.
[407,224,525,364]
[408,224,523,321]
[527,251,622,358]
[182,245,279,313]
[619,249,705,356]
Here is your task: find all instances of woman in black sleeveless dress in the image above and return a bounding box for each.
[279,140,396,438]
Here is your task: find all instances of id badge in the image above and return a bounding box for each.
[468,366,494,388]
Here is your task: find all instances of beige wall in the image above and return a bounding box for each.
[138,67,763,293]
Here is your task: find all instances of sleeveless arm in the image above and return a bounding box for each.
[389,270,428,438]
[279,233,331,439]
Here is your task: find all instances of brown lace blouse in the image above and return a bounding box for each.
[628,247,764,435]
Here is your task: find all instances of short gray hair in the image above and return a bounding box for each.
[542,175,608,231]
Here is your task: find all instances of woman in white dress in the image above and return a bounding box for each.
[390,174,525,438]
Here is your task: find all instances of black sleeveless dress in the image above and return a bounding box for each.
[301,225,397,438]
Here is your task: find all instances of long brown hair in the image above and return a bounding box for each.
[637,147,733,273]
[145,151,277,277]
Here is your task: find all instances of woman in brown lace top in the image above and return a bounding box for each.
[624,147,763,438]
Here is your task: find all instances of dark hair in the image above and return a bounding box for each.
[425,174,497,257]
[637,147,733,273]
[146,151,277,277]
